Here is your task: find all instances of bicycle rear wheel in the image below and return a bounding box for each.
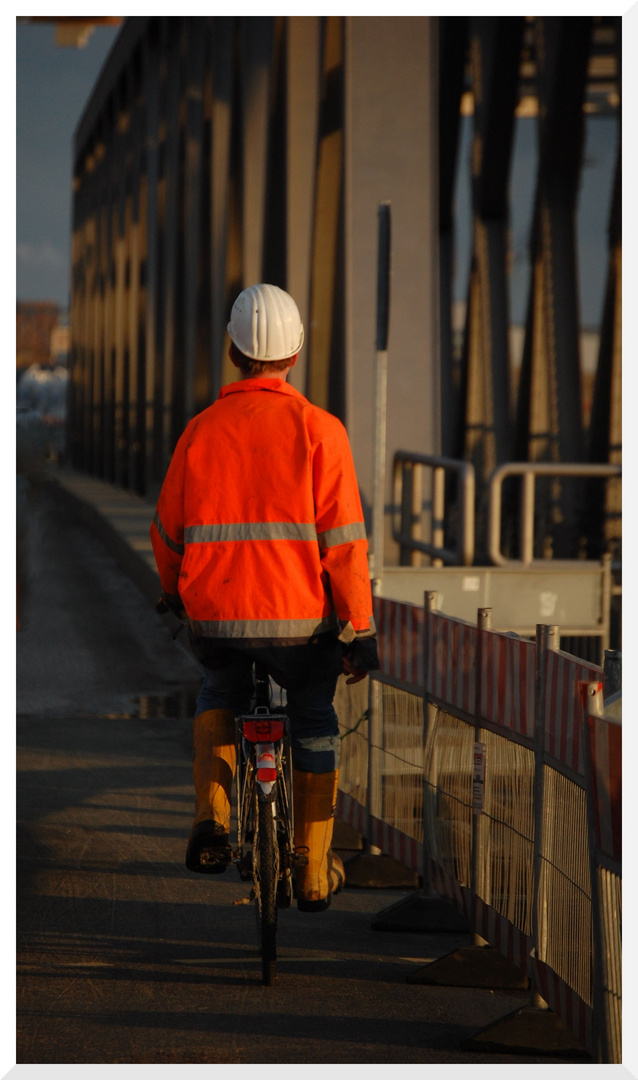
[254,791,279,985]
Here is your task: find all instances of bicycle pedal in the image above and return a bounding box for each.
[199,845,232,869]
[277,870,293,909]
[236,852,253,881]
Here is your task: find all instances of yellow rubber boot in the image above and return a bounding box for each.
[186,708,236,873]
[293,769,345,911]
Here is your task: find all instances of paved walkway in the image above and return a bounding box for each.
[17,466,588,1065]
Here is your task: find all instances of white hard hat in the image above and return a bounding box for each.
[227,283,304,361]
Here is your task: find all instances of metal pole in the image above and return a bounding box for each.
[521,470,536,564]
[471,607,491,946]
[531,622,560,1009]
[422,590,439,894]
[366,676,383,856]
[582,681,611,1063]
[432,466,445,568]
[372,202,391,592]
[603,649,621,697]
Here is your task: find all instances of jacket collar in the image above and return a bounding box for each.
[219,377,305,400]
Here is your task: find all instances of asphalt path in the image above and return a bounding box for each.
[16,479,575,1067]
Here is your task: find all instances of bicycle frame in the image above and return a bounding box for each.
[235,706,296,886]
[234,668,305,984]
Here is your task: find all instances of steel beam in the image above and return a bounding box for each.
[126,43,146,495]
[208,17,235,399]
[518,17,591,558]
[240,17,275,289]
[463,19,523,486]
[142,20,164,501]
[587,138,621,557]
[307,16,344,416]
[438,16,469,459]
[181,20,207,423]
[160,19,185,468]
[285,17,321,398]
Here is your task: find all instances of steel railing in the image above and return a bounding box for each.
[487,461,622,566]
[392,451,475,567]
[391,454,621,570]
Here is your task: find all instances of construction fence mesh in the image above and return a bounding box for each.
[333,604,620,1062]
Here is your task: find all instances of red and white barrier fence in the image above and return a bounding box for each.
[544,649,603,775]
[337,593,621,1062]
[479,629,536,739]
[374,595,425,689]
[426,607,475,716]
[581,682,622,1062]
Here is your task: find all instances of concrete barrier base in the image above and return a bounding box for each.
[333,819,363,851]
[407,945,528,989]
[371,891,470,933]
[460,1005,591,1060]
[343,851,419,889]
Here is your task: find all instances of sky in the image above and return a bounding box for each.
[16,19,122,307]
[15,15,620,334]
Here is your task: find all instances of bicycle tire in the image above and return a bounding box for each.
[254,790,279,986]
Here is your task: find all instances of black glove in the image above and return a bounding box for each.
[342,635,380,673]
[157,593,186,619]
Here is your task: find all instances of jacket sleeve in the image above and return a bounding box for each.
[149,425,189,604]
[312,418,374,635]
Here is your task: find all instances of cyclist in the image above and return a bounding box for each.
[150,283,379,911]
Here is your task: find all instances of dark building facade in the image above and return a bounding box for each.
[69,16,621,566]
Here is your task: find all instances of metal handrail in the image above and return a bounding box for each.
[488,461,622,566]
[392,452,475,566]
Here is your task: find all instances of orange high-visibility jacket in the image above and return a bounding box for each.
[150,377,374,645]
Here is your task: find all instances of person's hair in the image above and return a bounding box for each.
[229,342,293,376]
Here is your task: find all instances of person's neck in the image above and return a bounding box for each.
[240,370,290,381]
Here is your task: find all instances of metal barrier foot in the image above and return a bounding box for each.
[332,818,363,852]
[407,945,528,989]
[371,891,470,933]
[342,852,419,889]
[459,1005,591,1060]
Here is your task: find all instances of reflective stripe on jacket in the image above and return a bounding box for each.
[150,377,374,644]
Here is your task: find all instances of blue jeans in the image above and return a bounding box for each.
[192,635,343,773]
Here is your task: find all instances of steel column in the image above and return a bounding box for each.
[307,16,344,416]
[285,16,320,397]
[519,18,591,557]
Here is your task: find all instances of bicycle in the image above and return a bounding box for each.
[232,662,307,985]
[157,600,304,985]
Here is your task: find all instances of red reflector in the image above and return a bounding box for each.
[243,719,284,742]
[257,768,277,782]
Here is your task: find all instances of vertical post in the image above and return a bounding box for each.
[432,465,445,568]
[399,460,413,566]
[471,606,491,946]
[603,649,621,698]
[424,589,439,696]
[581,680,610,1063]
[421,590,439,895]
[366,675,383,856]
[601,552,613,656]
[410,462,423,567]
[521,469,536,564]
[531,622,560,1008]
[372,202,391,591]
[460,463,476,567]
